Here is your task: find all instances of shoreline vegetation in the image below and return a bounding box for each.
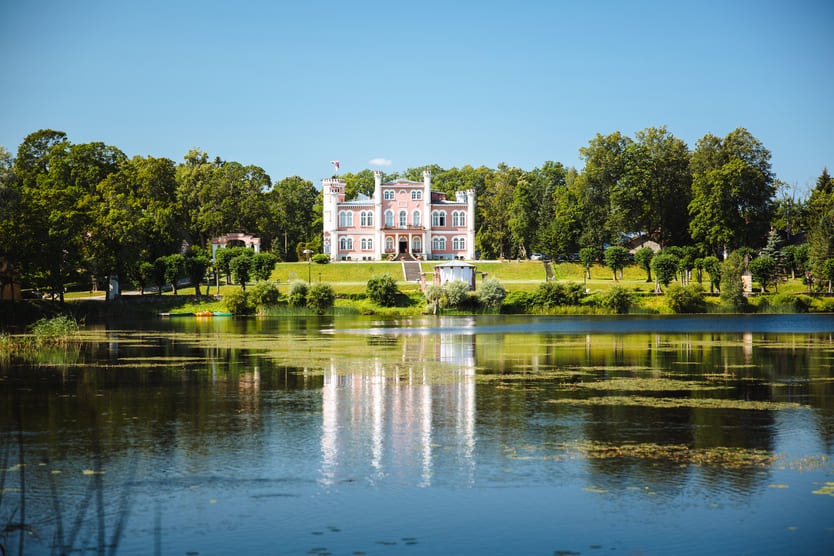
[2,261,832,336]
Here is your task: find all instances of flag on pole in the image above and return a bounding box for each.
[330,160,340,170]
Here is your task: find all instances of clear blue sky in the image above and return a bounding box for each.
[2,0,832,195]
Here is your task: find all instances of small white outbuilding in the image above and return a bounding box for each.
[432,261,477,291]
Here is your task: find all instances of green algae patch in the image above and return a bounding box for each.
[503,440,834,471]
[575,377,727,392]
[812,482,834,496]
[545,395,806,411]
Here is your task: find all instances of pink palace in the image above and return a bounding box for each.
[323,170,476,261]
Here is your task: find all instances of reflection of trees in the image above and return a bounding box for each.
[473,329,834,498]
[1,395,136,555]
[0,327,323,554]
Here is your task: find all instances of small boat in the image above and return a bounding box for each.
[159,311,233,318]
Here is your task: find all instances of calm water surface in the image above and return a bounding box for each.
[2,314,833,555]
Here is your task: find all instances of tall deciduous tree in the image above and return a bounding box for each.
[477,164,520,259]
[508,176,537,259]
[632,126,692,246]
[265,176,319,260]
[577,131,631,249]
[689,128,775,255]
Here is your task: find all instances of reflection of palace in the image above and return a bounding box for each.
[319,334,476,486]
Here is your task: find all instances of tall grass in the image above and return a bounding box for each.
[29,315,81,343]
[0,315,82,356]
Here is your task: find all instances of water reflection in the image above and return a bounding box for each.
[2,315,834,554]
[320,333,476,487]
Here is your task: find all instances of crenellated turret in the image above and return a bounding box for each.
[322,178,346,255]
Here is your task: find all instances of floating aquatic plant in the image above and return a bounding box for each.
[545,395,806,411]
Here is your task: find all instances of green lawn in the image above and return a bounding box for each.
[265,260,804,297]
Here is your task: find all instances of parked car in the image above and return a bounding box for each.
[21,290,43,299]
[530,253,551,261]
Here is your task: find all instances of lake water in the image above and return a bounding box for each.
[2,314,833,555]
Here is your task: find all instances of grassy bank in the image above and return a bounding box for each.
[2,260,830,327]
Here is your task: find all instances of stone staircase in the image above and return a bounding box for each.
[401,259,423,282]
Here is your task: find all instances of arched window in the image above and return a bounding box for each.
[432,236,446,251]
[452,237,466,250]
[383,190,395,200]
[399,210,407,227]
[366,238,373,250]
[411,190,422,200]
[457,211,466,227]
[385,237,394,251]
[360,211,373,227]
[412,236,421,252]
[340,237,354,251]
[384,210,394,227]
[339,211,353,227]
[412,210,421,227]
[432,210,446,227]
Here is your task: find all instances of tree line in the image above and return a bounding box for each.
[2,126,833,299]
[0,130,318,299]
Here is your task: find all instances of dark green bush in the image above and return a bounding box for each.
[312,254,330,264]
[249,280,281,308]
[223,289,251,314]
[366,274,399,307]
[665,283,706,313]
[288,280,308,307]
[306,283,335,314]
[502,290,536,312]
[534,281,584,308]
[598,285,632,314]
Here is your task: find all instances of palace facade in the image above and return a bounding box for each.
[322,170,475,260]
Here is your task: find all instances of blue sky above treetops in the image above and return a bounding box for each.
[2,0,832,195]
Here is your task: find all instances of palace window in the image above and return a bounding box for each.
[413,236,421,252]
[412,210,421,227]
[339,237,353,251]
[339,211,354,227]
[432,236,446,251]
[360,211,373,227]
[384,210,394,227]
[411,190,422,200]
[432,210,446,227]
[453,237,466,250]
[399,210,407,227]
[385,237,394,251]
[360,238,373,250]
[452,211,466,227]
[383,190,395,200]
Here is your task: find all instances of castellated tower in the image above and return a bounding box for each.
[322,177,346,256]
[374,171,383,259]
[423,170,432,256]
